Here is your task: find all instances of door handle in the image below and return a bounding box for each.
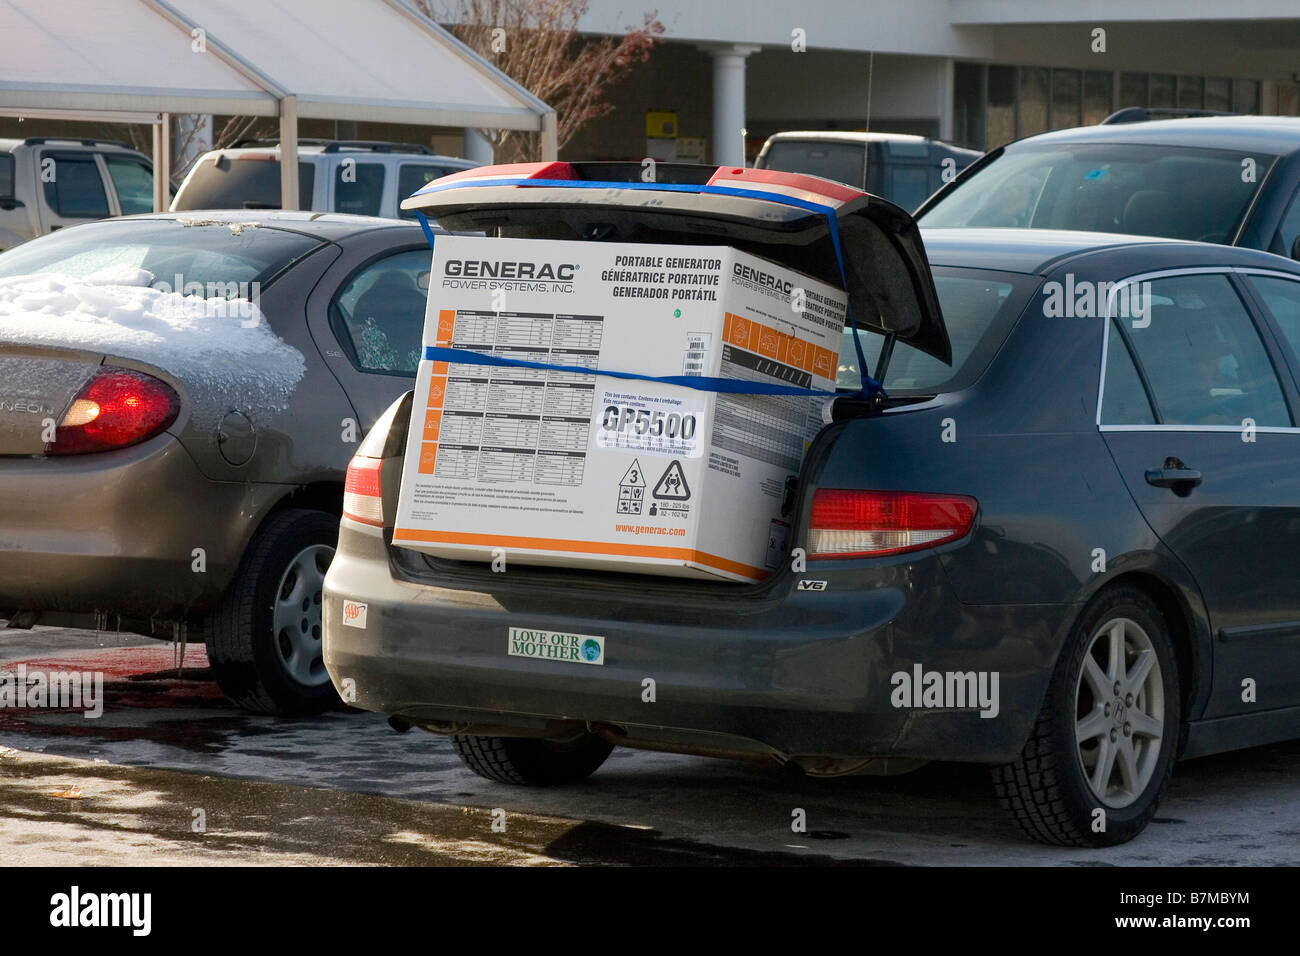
[1145,457,1202,490]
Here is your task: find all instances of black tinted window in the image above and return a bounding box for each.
[0,154,13,196]
[398,164,454,219]
[41,153,109,218]
[334,162,384,216]
[1100,321,1156,425]
[1122,274,1289,426]
[173,155,316,210]
[1247,275,1300,369]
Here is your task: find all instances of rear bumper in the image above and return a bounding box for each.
[0,434,254,620]
[324,520,1073,764]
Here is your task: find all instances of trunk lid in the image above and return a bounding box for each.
[400,161,950,363]
[0,346,102,455]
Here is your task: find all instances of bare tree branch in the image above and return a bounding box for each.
[422,0,662,163]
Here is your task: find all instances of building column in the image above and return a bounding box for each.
[701,43,760,167]
[463,128,494,164]
[937,58,955,141]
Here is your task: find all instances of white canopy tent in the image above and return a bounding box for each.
[0,0,554,211]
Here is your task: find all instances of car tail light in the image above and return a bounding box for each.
[808,490,978,558]
[343,456,384,527]
[48,367,180,456]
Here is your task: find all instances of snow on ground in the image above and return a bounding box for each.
[0,267,305,426]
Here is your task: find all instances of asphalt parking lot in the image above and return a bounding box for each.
[1,626,1297,866]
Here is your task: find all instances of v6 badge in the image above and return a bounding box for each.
[796,580,828,591]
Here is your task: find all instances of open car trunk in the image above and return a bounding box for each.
[386,162,950,590]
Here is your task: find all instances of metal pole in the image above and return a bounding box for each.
[279,95,300,211]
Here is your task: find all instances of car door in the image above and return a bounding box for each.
[1098,269,1300,717]
[306,238,433,429]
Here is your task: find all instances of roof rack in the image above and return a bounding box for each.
[22,136,136,149]
[229,137,334,149]
[227,138,433,155]
[320,141,433,154]
[1100,107,1239,125]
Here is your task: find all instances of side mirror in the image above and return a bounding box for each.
[1291,234,1300,262]
[0,196,25,212]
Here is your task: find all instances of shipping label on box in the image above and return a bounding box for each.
[392,235,847,581]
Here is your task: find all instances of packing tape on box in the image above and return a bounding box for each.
[412,177,884,398]
[420,344,838,397]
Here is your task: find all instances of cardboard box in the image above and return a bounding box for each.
[391,235,847,581]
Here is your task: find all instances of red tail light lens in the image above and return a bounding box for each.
[343,456,384,527]
[48,368,180,456]
[808,490,978,558]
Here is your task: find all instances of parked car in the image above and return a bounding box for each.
[0,210,449,714]
[754,131,982,210]
[324,161,1300,847]
[171,140,479,220]
[917,115,1300,258]
[0,137,155,252]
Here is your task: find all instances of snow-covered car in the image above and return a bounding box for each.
[0,210,446,714]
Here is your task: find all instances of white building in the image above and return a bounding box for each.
[564,1,1300,164]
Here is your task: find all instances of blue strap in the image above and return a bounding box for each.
[410,175,882,397]
[423,345,839,397]
[414,211,438,249]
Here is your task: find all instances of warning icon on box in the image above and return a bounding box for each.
[653,460,691,500]
[617,459,646,514]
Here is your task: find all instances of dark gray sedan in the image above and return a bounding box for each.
[324,163,1300,846]
[0,211,441,714]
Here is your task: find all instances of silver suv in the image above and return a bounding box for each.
[0,137,156,252]
[171,140,479,220]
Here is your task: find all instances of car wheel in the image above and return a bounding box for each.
[991,585,1181,847]
[206,508,341,716]
[451,732,614,786]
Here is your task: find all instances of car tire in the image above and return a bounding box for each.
[451,733,614,786]
[205,508,341,716]
[991,584,1181,847]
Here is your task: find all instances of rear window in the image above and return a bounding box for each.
[921,142,1277,243]
[398,164,458,219]
[836,266,1036,394]
[761,140,867,189]
[0,218,323,290]
[173,154,316,211]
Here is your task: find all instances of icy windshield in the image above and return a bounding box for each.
[0,219,323,291]
[920,142,1276,243]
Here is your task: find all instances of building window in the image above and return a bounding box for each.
[1051,69,1081,129]
[1206,77,1232,111]
[1083,71,1113,125]
[1177,75,1204,110]
[1233,79,1260,113]
[1119,73,1148,109]
[1019,67,1049,137]
[953,61,986,149]
[1149,74,1175,108]
[987,65,1017,148]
